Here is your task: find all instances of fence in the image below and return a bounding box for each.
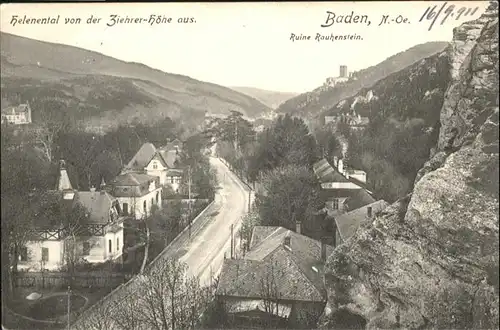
[14,271,132,290]
[163,198,210,205]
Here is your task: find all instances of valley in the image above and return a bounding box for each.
[1,2,498,330]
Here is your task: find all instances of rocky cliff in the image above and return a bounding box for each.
[322,3,499,329]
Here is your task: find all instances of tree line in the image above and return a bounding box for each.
[73,258,218,330]
[0,111,214,307]
[209,111,339,242]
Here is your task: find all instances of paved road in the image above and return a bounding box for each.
[180,156,249,287]
[71,155,250,329]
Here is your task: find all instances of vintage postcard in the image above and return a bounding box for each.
[1,1,498,329]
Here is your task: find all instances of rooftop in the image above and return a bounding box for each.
[124,143,157,171]
[73,190,119,225]
[335,200,389,242]
[124,142,182,172]
[110,172,158,186]
[217,226,333,302]
[157,149,181,168]
[1,103,30,115]
[344,188,377,211]
[162,138,182,152]
[313,158,349,183]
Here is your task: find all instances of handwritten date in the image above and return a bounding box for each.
[419,2,479,31]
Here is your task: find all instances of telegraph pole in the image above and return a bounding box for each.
[210,265,213,289]
[230,224,234,259]
[248,190,251,213]
[67,285,71,330]
[188,165,192,239]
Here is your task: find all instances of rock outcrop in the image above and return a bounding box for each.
[322,3,499,329]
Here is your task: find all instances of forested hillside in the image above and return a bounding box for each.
[331,49,451,202]
[277,42,448,119]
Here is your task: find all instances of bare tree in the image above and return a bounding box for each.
[1,196,35,295]
[135,258,214,330]
[29,100,72,163]
[238,211,260,253]
[60,203,90,284]
[138,258,185,329]
[259,258,288,328]
[72,297,116,330]
[72,258,214,330]
[32,120,68,163]
[110,298,145,330]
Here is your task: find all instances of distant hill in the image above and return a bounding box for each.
[0,32,271,131]
[276,41,449,119]
[230,86,298,109]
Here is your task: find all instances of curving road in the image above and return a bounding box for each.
[71,153,251,329]
[180,155,250,287]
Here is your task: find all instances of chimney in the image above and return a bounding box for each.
[57,159,74,197]
[338,159,344,175]
[321,237,328,263]
[295,221,302,235]
[367,206,373,218]
[100,177,106,190]
[284,235,291,250]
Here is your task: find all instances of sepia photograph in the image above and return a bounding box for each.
[0,1,498,329]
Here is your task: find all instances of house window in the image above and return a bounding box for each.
[170,176,174,184]
[82,242,91,256]
[123,203,129,215]
[156,192,159,204]
[41,247,49,262]
[151,198,154,206]
[117,238,120,251]
[19,247,28,262]
[333,199,339,210]
[108,240,112,253]
[143,200,147,213]
[153,162,158,169]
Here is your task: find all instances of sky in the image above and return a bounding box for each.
[0,1,490,93]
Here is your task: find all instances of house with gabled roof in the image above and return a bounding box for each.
[123,142,183,192]
[107,172,162,220]
[124,142,157,172]
[313,157,374,217]
[216,225,333,328]
[332,200,389,247]
[18,160,127,272]
[313,157,387,248]
[163,138,182,152]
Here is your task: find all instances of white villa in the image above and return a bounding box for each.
[107,172,162,220]
[18,161,126,272]
[1,102,32,125]
[123,140,184,192]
